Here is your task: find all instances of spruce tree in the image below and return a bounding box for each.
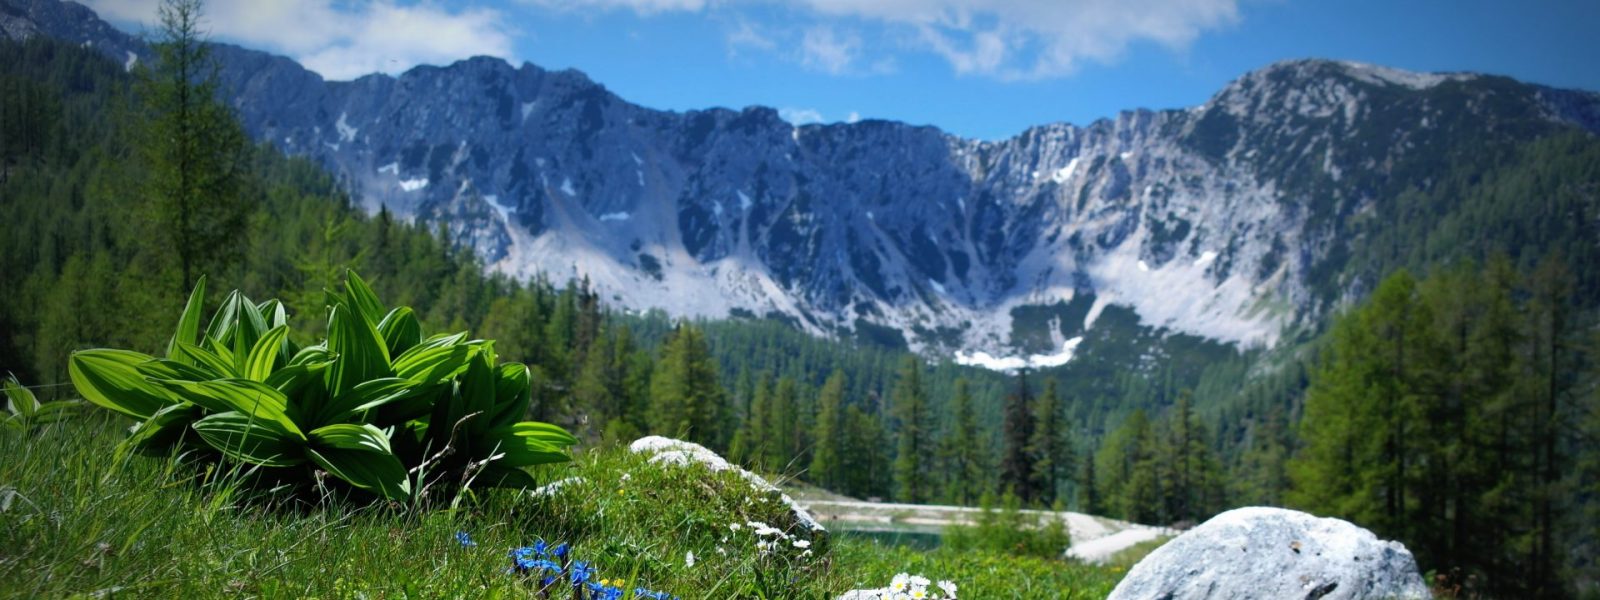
[1029,377,1069,506]
[137,0,250,292]
[999,370,1037,502]
[891,356,931,503]
[647,324,724,449]
[808,372,846,489]
[942,378,985,506]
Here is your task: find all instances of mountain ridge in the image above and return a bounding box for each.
[8,0,1599,369]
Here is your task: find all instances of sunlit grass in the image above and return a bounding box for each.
[1,415,1124,598]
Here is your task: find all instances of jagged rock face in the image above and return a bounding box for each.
[1108,507,1430,600]
[11,0,1600,361]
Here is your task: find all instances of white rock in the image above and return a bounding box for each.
[1108,507,1430,600]
[628,436,826,533]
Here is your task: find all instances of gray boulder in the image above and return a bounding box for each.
[1108,507,1429,600]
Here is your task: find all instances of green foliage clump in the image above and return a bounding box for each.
[1,373,80,434]
[67,271,576,504]
[942,492,1072,560]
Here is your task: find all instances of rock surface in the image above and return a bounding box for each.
[628,436,825,534]
[1108,506,1429,600]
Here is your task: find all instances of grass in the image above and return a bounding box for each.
[1,414,1125,598]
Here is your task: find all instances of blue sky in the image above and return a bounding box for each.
[89,0,1600,140]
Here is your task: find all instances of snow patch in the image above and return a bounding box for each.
[598,212,630,222]
[399,177,428,192]
[636,170,645,187]
[1193,251,1218,267]
[1137,260,1150,272]
[738,190,753,211]
[520,101,536,123]
[1051,157,1080,184]
[928,279,946,295]
[954,336,1084,372]
[335,112,357,143]
[377,162,398,175]
[560,177,576,197]
[631,152,643,166]
[712,200,724,216]
[1338,60,1474,90]
[485,195,516,223]
[123,51,137,72]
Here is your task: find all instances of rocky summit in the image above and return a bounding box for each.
[7,0,1599,366]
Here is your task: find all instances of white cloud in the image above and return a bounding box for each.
[845,110,860,123]
[777,107,825,125]
[540,0,1240,80]
[798,26,859,74]
[84,0,516,81]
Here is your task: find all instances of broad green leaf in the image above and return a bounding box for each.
[136,358,217,383]
[289,344,331,367]
[459,354,497,436]
[153,379,302,439]
[373,385,446,427]
[204,290,244,349]
[245,325,291,382]
[391,343,476,383]
[307,423,410,501]
[119,402,203,457]
[489,363,531,429]
[376,307,422,357]
[485,422,577,467]
[192,411,305,468]
[257,299,288,330]
[485,425,571,467]
[477,464,538,490]
[165,276,207,363]
[173,341,239,379]
[495,421,579,448]
[309,423,393,454]
[317,378,432,425]
[1,415,20,433]
[69,349,176,420]
[325,304,392,398]
[28,400,79,425]
[343,271,388,328]
[3,374,39,417]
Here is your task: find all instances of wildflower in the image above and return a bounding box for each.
[792,539,811,549]
[910,575,930,588]
[552,542,570,560]
[937,580,958,598]
[455,531,477,548]
[729,523,742,532]
[685,550,696,568]
[890,573,910,592]
[569,560,594,585]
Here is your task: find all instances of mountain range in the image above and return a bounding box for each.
[7,0,1599,370]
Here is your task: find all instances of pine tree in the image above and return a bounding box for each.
[1029,377,1070,506]
[999,370,1037,502]
[769,376,801,472]
[730,372,773,467]
[647,324,724,449]
[941,378,985,506]
[137,0,251,291]
[891,356,931,503]
[808,372,846,489]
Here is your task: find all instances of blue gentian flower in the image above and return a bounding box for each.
[569,560,593,585]
[455,531,477,548]
[552,542,570,560]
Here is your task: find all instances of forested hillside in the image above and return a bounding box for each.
[3,29,1599,597]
